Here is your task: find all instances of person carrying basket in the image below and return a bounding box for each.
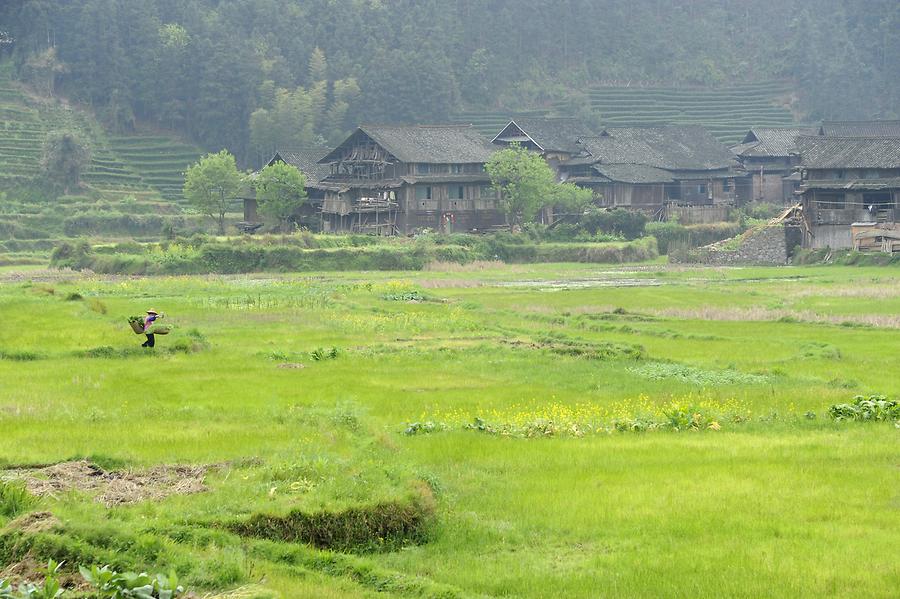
[142,309,163,348]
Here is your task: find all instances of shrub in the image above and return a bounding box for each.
[828,395,899,422]
[581,209,648,240]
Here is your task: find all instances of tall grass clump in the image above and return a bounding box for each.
[0,480,37,519]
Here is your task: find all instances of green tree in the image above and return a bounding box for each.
[486,143,558,231]
[253,160,307,233]
[40,129,91,193]
[551,181,594,216]
[183,150,242,235]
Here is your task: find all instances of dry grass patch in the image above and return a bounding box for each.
[423,260,511,272]
[651,306,900,328]
[3,460,210,507]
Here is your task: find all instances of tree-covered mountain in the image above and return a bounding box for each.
[2,0,897,166]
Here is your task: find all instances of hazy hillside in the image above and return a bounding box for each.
[1,0,897,166]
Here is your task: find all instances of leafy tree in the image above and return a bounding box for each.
[40,130,91,193]
[253,160,307,233]
[183,150,242,235]
[551,181,594,215]
[486,143,558,231]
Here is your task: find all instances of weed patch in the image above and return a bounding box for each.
[629,362,768,386]
[800,342,842,360]
[0,350,43,362]
[0,481,38,520]
[229,491,435,553]
[504,338,646,361]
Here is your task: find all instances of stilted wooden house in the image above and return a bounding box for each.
[491,117,598,165]
[731,127,814,205]
[316,125,503,234]
[242,148,331,229]
[558,125,740,220]
[796,135,900,250]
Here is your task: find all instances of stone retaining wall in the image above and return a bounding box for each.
[674,224,796,265]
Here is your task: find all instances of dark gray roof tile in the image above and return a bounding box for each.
[321,125,496,164]
[818,120,900,137]
[494,117,599,153]
[579,125,737,171]
[797,136,900,169]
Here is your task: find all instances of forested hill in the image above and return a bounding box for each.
[1,0,897,166]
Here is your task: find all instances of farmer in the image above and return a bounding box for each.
[142,309,163,348]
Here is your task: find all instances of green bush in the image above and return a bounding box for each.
[828,395,899,422]
[50,236,659,274]
[581,209,648,240]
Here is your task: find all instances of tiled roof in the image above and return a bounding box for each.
[732,127,814,157]
[320,125,496,164]
[797,136,900,169]
[592,163,674,184]
[818,120,900,137]
[579,125,737,171]
[269,149,331,184]
[494,117,598,153]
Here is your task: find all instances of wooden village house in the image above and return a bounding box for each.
[242,148,331,230]
[314,125,503,234]
[730,127,814,205]
[491,117,598,165]
[558,125,740,222]
[796,135,900,251]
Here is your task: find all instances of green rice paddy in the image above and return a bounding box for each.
[0,263,897,597]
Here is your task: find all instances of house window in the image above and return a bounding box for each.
[479,185,495,198]
[450,186,465,200]
[450,164,462,174]
[416,186,432,200]
[665,183,682,201]
[416,164,430,175]
[722,179,732,192]
[696,183,707,196]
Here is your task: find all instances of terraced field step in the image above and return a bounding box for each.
[107,134,203,201]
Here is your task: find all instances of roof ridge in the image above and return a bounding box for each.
[360,123,475,129]
[799,134,900,140]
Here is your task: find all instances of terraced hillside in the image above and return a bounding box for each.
[578,81,796,144]
[0,64,144,194]
[108,136,203,205]
[0,62,202,204]
[452,81,797,144]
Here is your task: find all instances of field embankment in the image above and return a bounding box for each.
[48,235,659,274]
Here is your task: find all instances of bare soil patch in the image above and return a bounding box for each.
[3,460,209,507]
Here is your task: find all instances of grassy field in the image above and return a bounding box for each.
[1,263,898,597]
